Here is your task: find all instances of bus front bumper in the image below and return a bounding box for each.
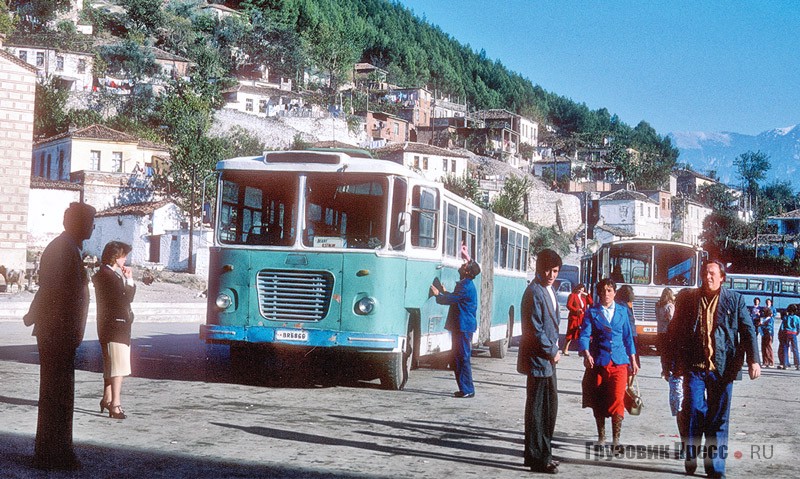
[200,324,403,352]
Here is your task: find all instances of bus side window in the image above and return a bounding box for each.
[411,186,438,248]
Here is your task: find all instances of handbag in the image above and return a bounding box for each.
[624,375,643,416]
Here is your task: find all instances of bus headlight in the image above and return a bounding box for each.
[215,293,233,311]
[355,297,376,315]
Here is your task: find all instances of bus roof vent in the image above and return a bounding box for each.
[264,151,341,165]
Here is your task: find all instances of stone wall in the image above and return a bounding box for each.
[526,187,582,234]
[0,51,37,270]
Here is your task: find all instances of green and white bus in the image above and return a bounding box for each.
[200,149,529,389]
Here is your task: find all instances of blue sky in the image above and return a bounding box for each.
[396,0,800,136]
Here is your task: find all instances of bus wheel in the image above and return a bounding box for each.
[379,331,413,390]
[379,351,405,390]
[489,315,513,359]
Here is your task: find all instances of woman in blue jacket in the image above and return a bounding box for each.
[580,278,639,453]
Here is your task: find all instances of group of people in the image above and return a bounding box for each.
[24,202,137,471]
[439,247,761,477]
[749,296,800,370]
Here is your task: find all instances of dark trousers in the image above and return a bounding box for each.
[35,341,78,467]
[524,373,558,468]
[451,331,474,394]
[761,332,774,366]
[781,333,799,368]
[684,370,733,477]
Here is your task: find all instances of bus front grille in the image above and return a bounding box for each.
[256,269,334,321]
[632,297,657,323]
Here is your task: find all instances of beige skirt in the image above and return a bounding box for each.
[102,342,131,378]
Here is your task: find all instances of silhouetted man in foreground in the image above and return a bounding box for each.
[26,202,96,471]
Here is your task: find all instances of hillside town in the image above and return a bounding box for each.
[3,0,782,283]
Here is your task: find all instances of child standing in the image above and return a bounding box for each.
[759,306,774,368]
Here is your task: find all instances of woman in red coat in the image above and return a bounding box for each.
[562,283,591,355]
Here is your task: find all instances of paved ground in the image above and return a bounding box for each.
[0,320,798,479]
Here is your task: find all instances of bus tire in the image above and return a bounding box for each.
[379,351,405,390]
[489,312,513,359]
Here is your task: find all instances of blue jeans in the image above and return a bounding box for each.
[451,331,474,394]
[684,370,733,477]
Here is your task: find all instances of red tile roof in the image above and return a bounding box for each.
[35,124,139,145]
[375,141,469,158]
[0,49,38,73]
[95,200,175,218]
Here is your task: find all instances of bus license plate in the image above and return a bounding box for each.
[642,327,657,333]
[275,329,309,342]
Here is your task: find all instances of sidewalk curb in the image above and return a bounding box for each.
[0,302,206,323]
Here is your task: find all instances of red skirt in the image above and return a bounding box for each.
[582,362,629,418]
[565,314,583,341]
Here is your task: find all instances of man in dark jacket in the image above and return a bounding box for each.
[27,202,96,471]
[431,260,480,398]
[518,249,562,474]
[665,259,760,478]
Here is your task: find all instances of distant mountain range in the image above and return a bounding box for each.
[669,124,800,187]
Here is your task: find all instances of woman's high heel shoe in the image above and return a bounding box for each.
[108,405,126,420]
[100,399,111,413]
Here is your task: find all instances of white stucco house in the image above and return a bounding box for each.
[4,41,94,92]
[673,197,712,246]
[84,200,186,269]
[222,83,302,118]
[374,142,469,181]
[32,124,170,181]
[598,189,671,240]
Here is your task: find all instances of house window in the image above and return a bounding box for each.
[38,153,45,177]
[422,157,428,170]
[393,122,399,135]
[19,50,27,62]
[413,156,420,169]
[245,99,253,112]
[36,52,44,67]
[451,160,456,172]
[56,55,64,71]
[639,204,644,217]
[90,150,101,170]
[443,158,448,172]
[661,198,666,209]
[46,153,52,178]
[259,99,267,113]
[77,59,86,73]
[112,151,123,172]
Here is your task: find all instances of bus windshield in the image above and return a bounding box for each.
[217,172,389,250]
[607,243,697,286]
[303,174,388,249]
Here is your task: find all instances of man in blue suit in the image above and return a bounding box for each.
[517,249,562,474]
[665,259,760,478]
[432,260,481,398]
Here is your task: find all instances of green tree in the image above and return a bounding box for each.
[0,0,17,36]
[9,0,71,33]
[98,39,161,118]
[304,19,363,94]
[528,224,572,259]
[157,81,224,218]
[33,77,69,140]
[124,0,164,36]
[734,150,771,200]
[442,174,485,207]
[220,126,266,158]
[698,183,737,213]
[490,175,531,223]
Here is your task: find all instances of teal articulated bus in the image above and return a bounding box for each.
[200,150,529,389]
